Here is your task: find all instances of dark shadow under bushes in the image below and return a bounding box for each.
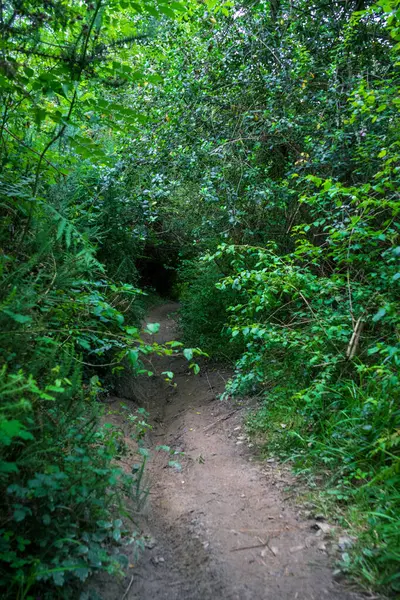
[178,260,246,362]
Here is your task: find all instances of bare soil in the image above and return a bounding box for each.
[100,303,366,600]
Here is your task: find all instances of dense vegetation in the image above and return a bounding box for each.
[1,0,399,597]
[0,2,200,598]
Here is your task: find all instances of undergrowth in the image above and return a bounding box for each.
[246,379,400,593]
[0,2,200,596]
[178,260,245,361]
[0,366,150,599]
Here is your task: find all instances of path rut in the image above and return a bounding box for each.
[101,303,365,600]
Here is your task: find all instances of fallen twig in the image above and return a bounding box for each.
[121,575,134,600]
[258,536,276,557]
[231,542,268,552]
[216,370,227,383]
[203,409,239,432]
[283,493,296,501]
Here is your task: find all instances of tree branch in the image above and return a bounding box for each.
[3,126,65,176]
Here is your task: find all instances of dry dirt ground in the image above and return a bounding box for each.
[99,303,368,600]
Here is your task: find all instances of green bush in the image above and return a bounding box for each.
[2,0,400,596]
[208,229,399,592]
[0,365,149,600]
[0,156,157,599]
[178,260,245,361]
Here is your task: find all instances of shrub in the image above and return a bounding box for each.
[178,260,245,360]
[0,365,148,600]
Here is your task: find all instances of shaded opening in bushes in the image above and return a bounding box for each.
[136,245,178,297]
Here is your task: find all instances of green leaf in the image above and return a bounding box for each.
[183,348,193,361]
[372,307,386,322]
[170,1,185,11]
[56,218,67,240]
[128,349,139,366]
[146,322,160,334]
[77,338,91,350]
[146,74,163,84]
[112,529,121,542]
[168,460,182,471]
[158,5,176,17]
[96,520,113,529]
[75,567,90,582]
[0,420,33,445]
[156,445,170,452]
[13,505,31,521]
[162,371,174,379]
[126,326,139,336]
[52,571,65,586]
[2,310,32,324]
[0,460,19,474]
[130,2,143,12]
[166,341,183,348]
[190,363,200,375]
[144,5,159,17]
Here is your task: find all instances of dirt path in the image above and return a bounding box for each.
[103,303,365,600]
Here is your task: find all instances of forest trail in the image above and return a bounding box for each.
[103,303,364,600]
